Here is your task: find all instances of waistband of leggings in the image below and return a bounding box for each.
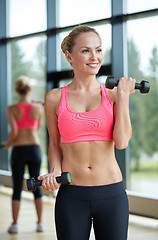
[59,181,126,200]
[12,144,40,150]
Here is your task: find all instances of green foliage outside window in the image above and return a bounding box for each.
[128,38,158,175]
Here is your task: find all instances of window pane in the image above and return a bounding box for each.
[57,0,111,27]
[97,76,108,85]
[57,30,73,71]
[57,24,111,71]
[59,76,108,88]
[127,0,158,13]
[59,79,73,88]
[127,16,158,197]
[8,0,47,37]
[10,35,47,174]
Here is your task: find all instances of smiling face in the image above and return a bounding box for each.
[65,32,103,77]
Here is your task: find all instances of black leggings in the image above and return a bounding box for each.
[11,145,43,201]
[55,181,129,240]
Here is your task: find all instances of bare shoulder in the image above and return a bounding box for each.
[32,101,43,109]
[6,104,20,120]
[32,102,43,116]
[45,87,62,108]
[7,104,18,113]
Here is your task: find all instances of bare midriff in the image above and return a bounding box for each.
[61,141,122,186]
[13,129,40,146]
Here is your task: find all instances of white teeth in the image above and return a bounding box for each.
[88,64,98,67]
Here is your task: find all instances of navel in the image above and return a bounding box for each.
[88,166,92,170]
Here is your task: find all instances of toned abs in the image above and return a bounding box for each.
[61,141,122,186]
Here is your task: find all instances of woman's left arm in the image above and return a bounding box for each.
[3,106,18,149]
[112,77,135,149]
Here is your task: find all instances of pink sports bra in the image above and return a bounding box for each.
[58,84,114,143]
[16,102,39,129]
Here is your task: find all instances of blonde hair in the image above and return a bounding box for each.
[61,25,101,54]
[15,76,31,95]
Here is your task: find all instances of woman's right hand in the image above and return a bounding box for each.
[38,171,62,191]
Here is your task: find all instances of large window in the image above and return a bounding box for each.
[57,0,111,27]
[127,0,158,13]
[127,16,158,197]
[8,0,46,37]
[10,36,47,160]
[11,36,46,103]
[8,0,47,174]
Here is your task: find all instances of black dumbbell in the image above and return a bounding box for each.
[105,77,150,93]
[26,172,71,191]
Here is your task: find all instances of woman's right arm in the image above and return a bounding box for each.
[38,89,62,191]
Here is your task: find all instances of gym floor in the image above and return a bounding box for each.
[0,187,158,240]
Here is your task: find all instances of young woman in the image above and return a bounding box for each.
[38,26,135,240]
[4,76,44,233]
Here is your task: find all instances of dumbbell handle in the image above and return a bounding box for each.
[30,176,66,186]
[111,81,142,89]
[27,172,71,191]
